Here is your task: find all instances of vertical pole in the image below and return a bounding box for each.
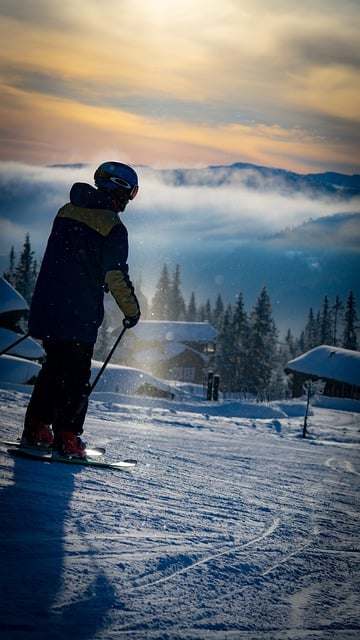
[213,374,220,401]
[302,383,311,438]
[207,371,214,401]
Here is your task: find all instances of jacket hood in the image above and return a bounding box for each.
[70,182,117,211]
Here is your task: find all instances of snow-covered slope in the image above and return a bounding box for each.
[0,385,359,639]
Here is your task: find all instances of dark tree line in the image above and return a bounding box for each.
[135,263,359,397]
[3,235,38,304]
[299,293,358,352]
[4,245,358,396]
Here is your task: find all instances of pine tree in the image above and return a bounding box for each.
[246,287,278,393]
[216,307,235,391]
[151,264,171,320]
[32,259,38,280]
[168,265,186,320]
[3,246,16,286]
[187,292,197,321]
[14,234,36,303]
[320,295,333,344]
[94,312,110,362]
[297,330,305,354]
[315,310,321,345]
[134,276,149,320]
[198,304,206,322]
[205,299,212,324]
[332,295,343,346]
[232,293,250,389]
[304,308,317,350]
[213,294,224,329]
[285,328,297,359]
[342,291,358,350]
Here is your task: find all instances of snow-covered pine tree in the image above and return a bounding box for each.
[285,328,297,359]
[168,264,186,321]
[94,312,111,362]
[232,293,250,389]
[304,308,318,350]
[151,264,171,319]
[320,295,333,344]
[216,306,235,392]
[32,259,38,286]
[246,287,278,394]
[297,330,305,354]
[3,246,16,286]
[342,291,358,350]
[198,304,206,322]
[332,295,343,346]
[315,310,321,345]
[14,234,37,303]
[134,276,149,320]
[186,292,197,321]
[205,299,212,324]
[213,294,224,329]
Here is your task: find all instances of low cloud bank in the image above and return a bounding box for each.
[0,161,359,259]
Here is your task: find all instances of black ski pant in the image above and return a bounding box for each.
[25,340,94,436]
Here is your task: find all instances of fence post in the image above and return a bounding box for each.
[213,374,220,401]
[303,383,312,438]
[207,371,214,401]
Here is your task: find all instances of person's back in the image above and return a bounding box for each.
[22,162,141,457]
[30,182,133,342]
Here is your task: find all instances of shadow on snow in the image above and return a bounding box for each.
[0,455,117,640]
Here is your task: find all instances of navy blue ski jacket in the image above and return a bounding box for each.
[29,183,140,344]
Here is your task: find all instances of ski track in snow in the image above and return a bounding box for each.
[0,388,359,640]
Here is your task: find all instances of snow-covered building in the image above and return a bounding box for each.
[0,276,29,329]
[0,276,44,384]
[112,321,217,383]
[285,345,360,399]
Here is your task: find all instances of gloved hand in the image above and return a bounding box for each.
[123,312,140,329]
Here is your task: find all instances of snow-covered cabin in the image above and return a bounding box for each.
[285,345,360,399]
[0,276,29,329]
[0,276,44,384]
[112,320,217,383]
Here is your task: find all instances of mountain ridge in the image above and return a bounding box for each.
[48,161,360,199]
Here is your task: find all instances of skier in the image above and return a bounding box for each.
[20,162,141,458]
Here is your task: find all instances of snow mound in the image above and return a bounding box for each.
[0,328,44,359]
[0,354,40,384]
[313,395,360,413]
[286,345,360,386]
[91,360,177,398]
[0,276,28,314]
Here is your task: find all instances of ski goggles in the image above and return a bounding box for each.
[109,176,139,200]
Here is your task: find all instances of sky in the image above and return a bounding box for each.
[0,0,359,173]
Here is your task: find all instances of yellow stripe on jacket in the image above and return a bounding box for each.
[57,204,119,236]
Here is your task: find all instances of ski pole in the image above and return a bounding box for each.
[0,332,30,357]
[72,326,128,422]
[89,326,127,394]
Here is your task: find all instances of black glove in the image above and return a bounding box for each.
[123,312,140,329]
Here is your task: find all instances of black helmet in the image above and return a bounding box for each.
[94,162,139,200]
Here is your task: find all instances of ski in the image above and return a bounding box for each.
[1,440,106,457]
[7,447,137,471]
